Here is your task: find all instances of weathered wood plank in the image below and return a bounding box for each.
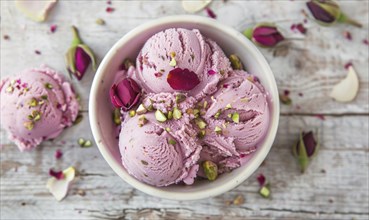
[1,115,368,219]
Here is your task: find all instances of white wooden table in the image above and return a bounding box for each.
[1,1,368,219]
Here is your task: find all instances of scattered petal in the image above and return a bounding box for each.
[298,92,303,97]
[15,0,57,22]
[181,0,212,13]
[291,23,307,34]
[330,65,359,102]
[363,39,369,45]
[283,89,290,96]
[35,50,41,55]
[50,24,57,33]
[344,62,352,69]
[205,7,216,19]
[314,114,325,120]
[343,31,352,40]
[46,166,76,201]
[3,35,10,40]
[55,149,63,159]
[257,174,266,186]
[233,195,245,205]
[49,169,64,180]
[167,68,200,91]
[208,70,217,75]
[106,7,115,13]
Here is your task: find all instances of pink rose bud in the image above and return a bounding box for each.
[292,131,319,173]
[306,0,362,28]
[65,26,97,80]
[243,23,284,47]
[110,78,141,111]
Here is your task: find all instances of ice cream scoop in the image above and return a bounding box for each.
[119,93,201,186]
[0,65,79,151]
[136,28,231,99]
[202,70,270,153]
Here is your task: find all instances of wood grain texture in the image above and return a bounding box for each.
[1,0,368,220]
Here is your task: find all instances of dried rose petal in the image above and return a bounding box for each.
[257,174,266,186]
[3,35,10,40]
[50,24,57,33]
[49,169,64,180]
[298,92,303,97]
[208,70,216,75]
[167,68,200,91]
[314,114,325,121]
[106,7,114,13]
[205,7,216,19]
[107,0,111,4]
[35,50,41,55]
[283,89,290,96]
[55,149,63,159]
[296,23,307,34]
[363,39,369,45]
[344,62,352,69]
[46,166,76,201]
[343,31,352,40]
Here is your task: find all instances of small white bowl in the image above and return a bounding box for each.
[89,15,279,200]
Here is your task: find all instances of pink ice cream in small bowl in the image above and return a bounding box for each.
[89,15,279,200]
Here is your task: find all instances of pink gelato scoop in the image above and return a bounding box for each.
[202,70,270,154]
[0,66,79,151]
[136,28,231,99]
[119,93,201,187]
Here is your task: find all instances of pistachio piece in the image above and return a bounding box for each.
[138,116,147,127]
[195,118,207,129]
[240,97,249,102]
[129,110,136,117]
[259,185,271,198]
[169,57,177,67]
[173,107,182,120]
[82,140,92,148]
[193,109,200,117]
[23,121,34,130]
[232,112,240,123]
[197,130,206,139]
[203,101,208,109]
[155,110,167,122]
[41,95,48,100]
[214,126,222,134]
[167,111,173,120]
[168,139,177,145]
[203,161,218,181]
[44,83,53,89]
[112,108,121,125]
[214,110,221,119]
[146,104,154,111]
[95,18,105,25]
[175,94,186,103]
[229,54,243,70]
[78,138,85,146]
[29,98,38,107]
[32,110,41,121]
[165,127,171,132]
[225,104,232,109]
[136,104,147,115]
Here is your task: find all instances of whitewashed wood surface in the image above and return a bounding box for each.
[1,1,368,219]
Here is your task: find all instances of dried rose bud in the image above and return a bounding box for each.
[292,131,319,173]
[65,26,97,80]
[306,0,362,28]
[243,23,284,47]
[110,78,141,111]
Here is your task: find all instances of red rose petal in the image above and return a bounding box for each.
[205,7,216,19]
[223,84,228,88]
[55,149,63,159]
[208,70,216,75]
[296,23,307,34]
[49,169,65,180]
[257,174,266,186]
[167,68,200,91]
[344,62,352,69]
[106,7,114,13]
[343,31,352,40]
[50,24,57,33]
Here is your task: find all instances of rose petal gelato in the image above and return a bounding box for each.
[112,29,271,187]
[0,65,79,151]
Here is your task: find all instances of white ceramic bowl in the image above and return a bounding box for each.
[89,15,279,200]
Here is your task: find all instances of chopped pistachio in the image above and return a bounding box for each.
[141,160,148,165]
[203,161,218,181]
[165,127,171,132]
[240,97,249,102]
[78,138,85,146]
[214,126,222,134]
[186,108,194,115]
[173,107,182,120]
[233,195,245,205]
[129,110,136,117]
[82,140,92,148]
[259,185,271,198]
[23,121,34,130]
[168,139,177,145]
[175,94,186,103]
[138,116,147,127]
[41,95,48,100]
[112,108,121,125]
[136,104,147,115]
[197,130,206,139]
[123,58,134,70]
[229,54,243,70]
[193,109,200,116]
[155,110,167,122]
[214,111,221,119]
[169,57,177,67]
[280,94,292,105]
[203,101,208,109]
[44,83,53,89]
[195,118,207,129]
[211,96,216,101]
[29,98,38,107]
[95,18,105,25]
[6,86,14,93]
[32,110,41,121]
[73,114,83,125]
[225,104,232,109]
[167,111,173,120]
[246,76,254,82]
[220,70,225,75]
[170,52,176,57]
[232,112,240,123]
[146,104,154,111]
[227,113,232,118]
[222,123,227,128]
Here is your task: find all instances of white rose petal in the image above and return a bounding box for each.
[181,0,212,13]
[330,65,359,102]
[15,0,58,22]
[46,167,76,201]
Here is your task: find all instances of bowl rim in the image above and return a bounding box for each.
[89,15,280,200]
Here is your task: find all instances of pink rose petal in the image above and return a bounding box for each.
[167,68,200,91]
[50,24,57,33]
[55,149,63,159]
[257,174,266,186]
